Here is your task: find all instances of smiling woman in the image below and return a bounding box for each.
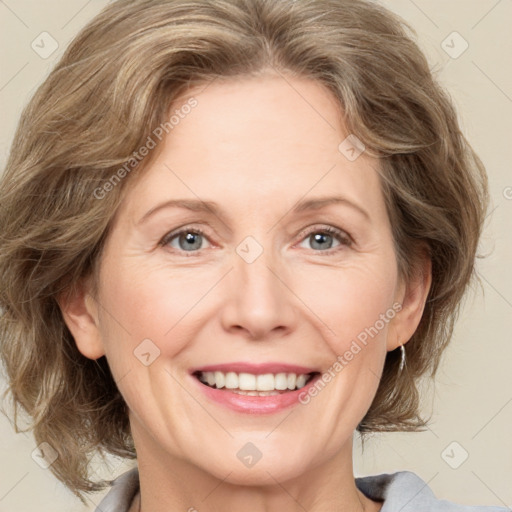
[0,0,506,511]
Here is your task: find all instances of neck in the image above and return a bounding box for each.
[129,420,381,512]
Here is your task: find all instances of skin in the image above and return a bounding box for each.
[60,73,431,512]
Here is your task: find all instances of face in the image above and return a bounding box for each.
[64,74,430,485]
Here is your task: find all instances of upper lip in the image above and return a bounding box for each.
[189,362,320,375]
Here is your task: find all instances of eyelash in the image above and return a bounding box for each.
[159,224,353,257]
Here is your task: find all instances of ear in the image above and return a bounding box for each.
[57,276,105,360]
[387,250,432,352]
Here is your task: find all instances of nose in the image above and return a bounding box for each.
[220,248,298,340]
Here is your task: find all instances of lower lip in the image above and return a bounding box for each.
[190,373,321,414]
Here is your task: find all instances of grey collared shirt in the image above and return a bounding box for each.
[94,467,510,512]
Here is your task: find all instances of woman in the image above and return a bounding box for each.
[0,0,507,511]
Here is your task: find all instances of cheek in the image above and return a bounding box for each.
[291,257,398,359]
[97,259,218,360]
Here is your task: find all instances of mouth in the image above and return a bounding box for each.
[192,370,321,396]
[188,364,324,414]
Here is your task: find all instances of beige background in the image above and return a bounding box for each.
[0,0,511,510]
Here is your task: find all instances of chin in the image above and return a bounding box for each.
[215,461,309,487]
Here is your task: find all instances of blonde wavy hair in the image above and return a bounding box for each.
[0,0,488,501]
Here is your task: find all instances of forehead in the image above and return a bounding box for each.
[118,74,386,224]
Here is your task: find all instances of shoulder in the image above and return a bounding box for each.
[96,467,509,512]
[355,470,510,512]
[94,467,140,512]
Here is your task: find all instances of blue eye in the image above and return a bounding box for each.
[298,226,352,252]
[161,228,210,253]
[159,224,352,256]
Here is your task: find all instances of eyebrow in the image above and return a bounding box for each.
[293,196,370,220]
[137,195,371,225]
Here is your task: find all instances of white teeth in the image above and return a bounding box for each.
[197,371,313,391]
[206,372,216,387]
[231,389,280,396]
[224,371,238,389]
[257,373,275,391]
[296,374,307,388]
[214,371,225,389]
[238,373,256,390]
[274,373,288,390]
